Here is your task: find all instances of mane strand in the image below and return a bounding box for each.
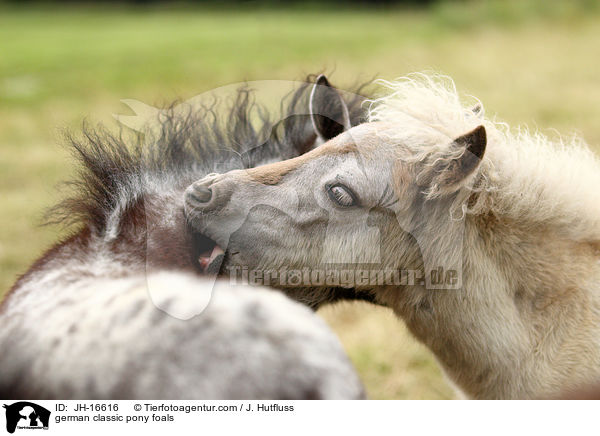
[368,73,600,238]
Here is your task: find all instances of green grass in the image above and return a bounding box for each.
[2,1,600,399]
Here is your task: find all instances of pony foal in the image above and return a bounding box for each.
[185,74,600,399]
[0,76,368,399]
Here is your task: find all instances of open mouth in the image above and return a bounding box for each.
[191,232,225,275]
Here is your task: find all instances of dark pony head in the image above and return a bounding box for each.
[48,76,368,235]
[43,75,370,277]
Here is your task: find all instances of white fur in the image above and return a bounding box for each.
[368,73,600,238]
[367,74,600,398]
[1,269,364,399]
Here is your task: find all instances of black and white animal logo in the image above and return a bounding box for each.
[3,402,50,434]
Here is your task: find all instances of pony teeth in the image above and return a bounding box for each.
[198,245,224,273]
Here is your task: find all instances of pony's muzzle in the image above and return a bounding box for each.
[185,181,214,213]
[188,184,212,204]
[184,173,235,217]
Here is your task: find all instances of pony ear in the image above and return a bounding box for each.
[420,125,487,194]
[309,74,351,144]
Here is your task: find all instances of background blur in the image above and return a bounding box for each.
[1,0,599,399]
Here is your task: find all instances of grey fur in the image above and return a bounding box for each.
[0,274,364,399]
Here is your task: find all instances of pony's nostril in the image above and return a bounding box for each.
[191,185,212,204]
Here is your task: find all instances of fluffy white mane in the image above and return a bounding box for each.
[367,73,600,241]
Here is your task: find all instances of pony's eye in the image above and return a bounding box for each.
[326,184,358,207]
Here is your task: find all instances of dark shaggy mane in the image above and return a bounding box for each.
[47,76,371,235]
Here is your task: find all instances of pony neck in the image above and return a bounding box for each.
[4,187,197,308]
[387,175,600,398]
[410,199,600,399]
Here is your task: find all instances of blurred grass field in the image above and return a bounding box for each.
[2,0,600,399]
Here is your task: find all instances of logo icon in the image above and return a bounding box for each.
[3,402,50,434]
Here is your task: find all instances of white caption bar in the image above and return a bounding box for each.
[1,400,597,436]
